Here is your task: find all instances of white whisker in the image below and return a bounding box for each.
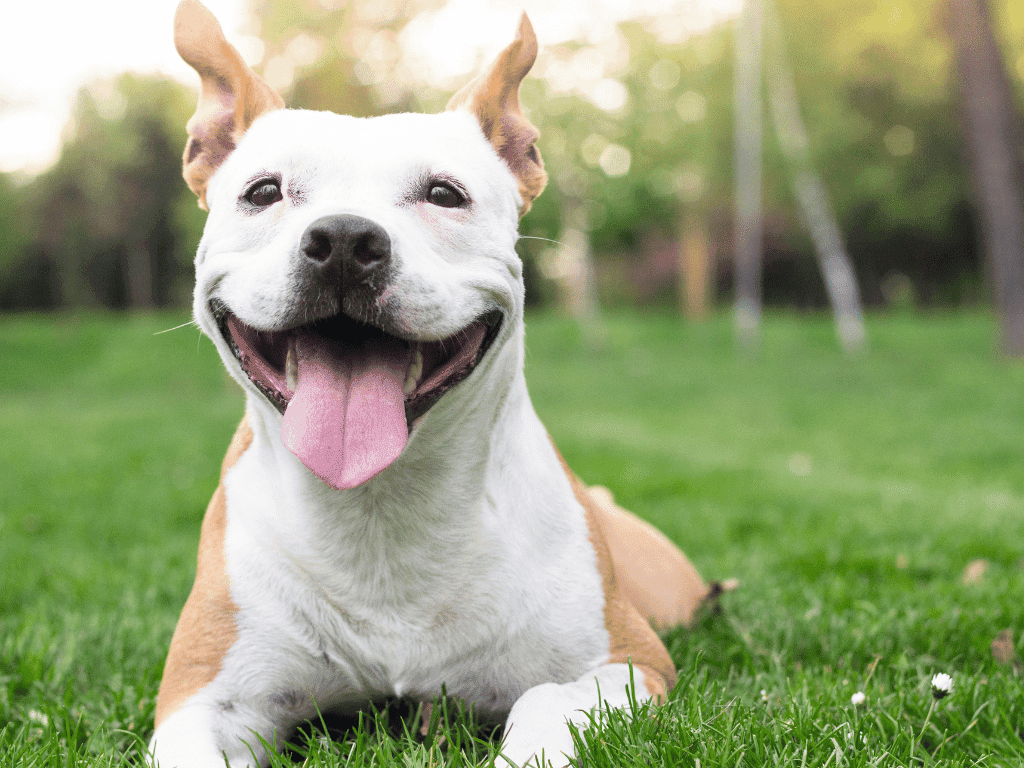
[154,320,199,336]
[519,235,564,247]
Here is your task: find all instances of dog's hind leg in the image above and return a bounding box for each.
[585,485,710,630]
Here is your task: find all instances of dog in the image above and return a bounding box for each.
[150,2,711,766]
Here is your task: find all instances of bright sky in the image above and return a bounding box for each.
[0,0,739,175]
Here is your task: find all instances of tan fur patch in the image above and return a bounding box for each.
[551,444,678,695]
[154,416,253,726]
[587,486,709,630]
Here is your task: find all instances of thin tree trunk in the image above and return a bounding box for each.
[678,212,713,320]
[541,196,604,346]
[946,0,1024,356]
[763,0,866,352]
[734,0,764,346]
[551,199,599,321]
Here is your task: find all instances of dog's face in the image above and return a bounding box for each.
[175,0,545,490]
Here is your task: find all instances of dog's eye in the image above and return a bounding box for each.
[427,183,464,208]
[246,180,283,207]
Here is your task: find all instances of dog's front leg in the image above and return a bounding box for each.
[498,662,667,768]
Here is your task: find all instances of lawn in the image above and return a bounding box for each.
[1,310,1022,766]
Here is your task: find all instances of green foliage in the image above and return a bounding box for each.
[766,0,979,304]
[1,311,1023,764]
[519,21,734,255]
[8,73,204,310]
[250,0,445,114]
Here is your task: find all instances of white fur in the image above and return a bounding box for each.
[149,107,660,768]
[500,663,648,768]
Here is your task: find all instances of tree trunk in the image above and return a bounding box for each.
[125,242,155,309]
[946,0,1024,356]
[540,196,604,346]
[733,0,765,346]
[677,212,713,320]
[763,0,866,352]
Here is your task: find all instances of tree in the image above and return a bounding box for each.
[25,74,203,309]
[945,0,1024,355]
[0,172,55,310]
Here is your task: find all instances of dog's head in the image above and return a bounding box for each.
[174,0,545,491]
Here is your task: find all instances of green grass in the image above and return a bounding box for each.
[1,310,1022,766]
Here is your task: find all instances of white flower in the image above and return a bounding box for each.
[930,672,952,699]
[27,709,49,726]
[760,689,768,702]
[850,691,866,706]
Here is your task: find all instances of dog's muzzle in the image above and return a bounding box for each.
[210,214,503,490]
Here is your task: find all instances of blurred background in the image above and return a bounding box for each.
[1,0,1023,350]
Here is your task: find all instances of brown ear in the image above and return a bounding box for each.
[174,0,284,209]
[446,13,546,216]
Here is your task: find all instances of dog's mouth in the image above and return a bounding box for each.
[213,302,502,490]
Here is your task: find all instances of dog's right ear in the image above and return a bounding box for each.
[174,0,284,209]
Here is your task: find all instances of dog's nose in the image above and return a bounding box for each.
[299,214,391,277]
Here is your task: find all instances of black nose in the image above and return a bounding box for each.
[299,214,391,279]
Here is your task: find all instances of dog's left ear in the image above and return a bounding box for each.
[174,0,285,209]
[446,14,547,216]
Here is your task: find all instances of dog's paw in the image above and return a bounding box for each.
[496,682,584,768]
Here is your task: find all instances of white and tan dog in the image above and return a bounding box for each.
[151,2,711,766]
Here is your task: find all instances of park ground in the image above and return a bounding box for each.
[1,310,1022,765]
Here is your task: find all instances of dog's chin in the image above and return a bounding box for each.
[210,300,503,425]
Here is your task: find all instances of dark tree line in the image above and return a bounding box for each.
[0,74,205,311]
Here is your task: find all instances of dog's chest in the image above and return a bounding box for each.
[217,439,610,715]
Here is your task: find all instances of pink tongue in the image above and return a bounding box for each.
[281,332,410,489]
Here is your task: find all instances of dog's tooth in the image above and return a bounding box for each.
[286,341,298,391]
[403,347,423,396]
